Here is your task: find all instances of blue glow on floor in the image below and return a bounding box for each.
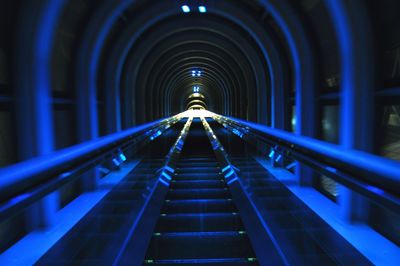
[0,160,140,265]
[254,156,400,265]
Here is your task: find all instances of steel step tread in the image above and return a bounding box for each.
[143,257,258,265]
[146,231,255,260]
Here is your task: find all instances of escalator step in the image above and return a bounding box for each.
[177,167,220,174]
[155,213,244,232]
[179,157,217,163]
[173,173,222,181]
[161,199,236,213]
[166,188,230,199]
[170,180,225,189]
[145,232,255,260]
[141,120,260,265]
[143,257,258,265]
[177,162,219,168]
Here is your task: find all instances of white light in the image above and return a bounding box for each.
[182,5,190,13]
[178,109,213,118]
[198,6,207,13]
[191,69,202,77]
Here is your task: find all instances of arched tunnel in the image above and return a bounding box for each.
[0,0,399,265]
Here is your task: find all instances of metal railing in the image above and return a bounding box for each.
[211,113,400,213]
[0,115,182,220]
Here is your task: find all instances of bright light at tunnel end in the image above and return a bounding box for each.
[181,5,190,13]
[177,109,214,119]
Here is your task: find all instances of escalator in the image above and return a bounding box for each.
[144,118,257,265]
[33,117,373,265]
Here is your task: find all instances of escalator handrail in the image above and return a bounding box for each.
[212,114,400,196]
[0,115,180,203]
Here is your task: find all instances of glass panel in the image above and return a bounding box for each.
[320,175,338,198]
[380,105,400,160]
[314,105,340,200]
[321,105,339,143]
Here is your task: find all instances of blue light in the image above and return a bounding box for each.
[159,178,169,187]
[224,169,235,178]
[366,185,385,195]
[222,165,231,172]
[112,158,120,167]
[119,153,127,162]
[198,6,207,13]
[232,128,244,138]
[150,130,162,140]
[275,154,282,163]
[191,69,202,77]
[193,86,200,93]
[164,166,174,173]
[161,171,172,180]
[269,149,275,158]
[181,5,190,13]
[227,177,238,185]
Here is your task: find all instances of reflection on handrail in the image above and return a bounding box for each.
[210,112,400,213]
[200,117,239,185]
[159,116,193,187]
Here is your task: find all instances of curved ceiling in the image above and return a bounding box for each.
[50,0,288,129]
[9,0,385,138]
[95,0,274,126]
